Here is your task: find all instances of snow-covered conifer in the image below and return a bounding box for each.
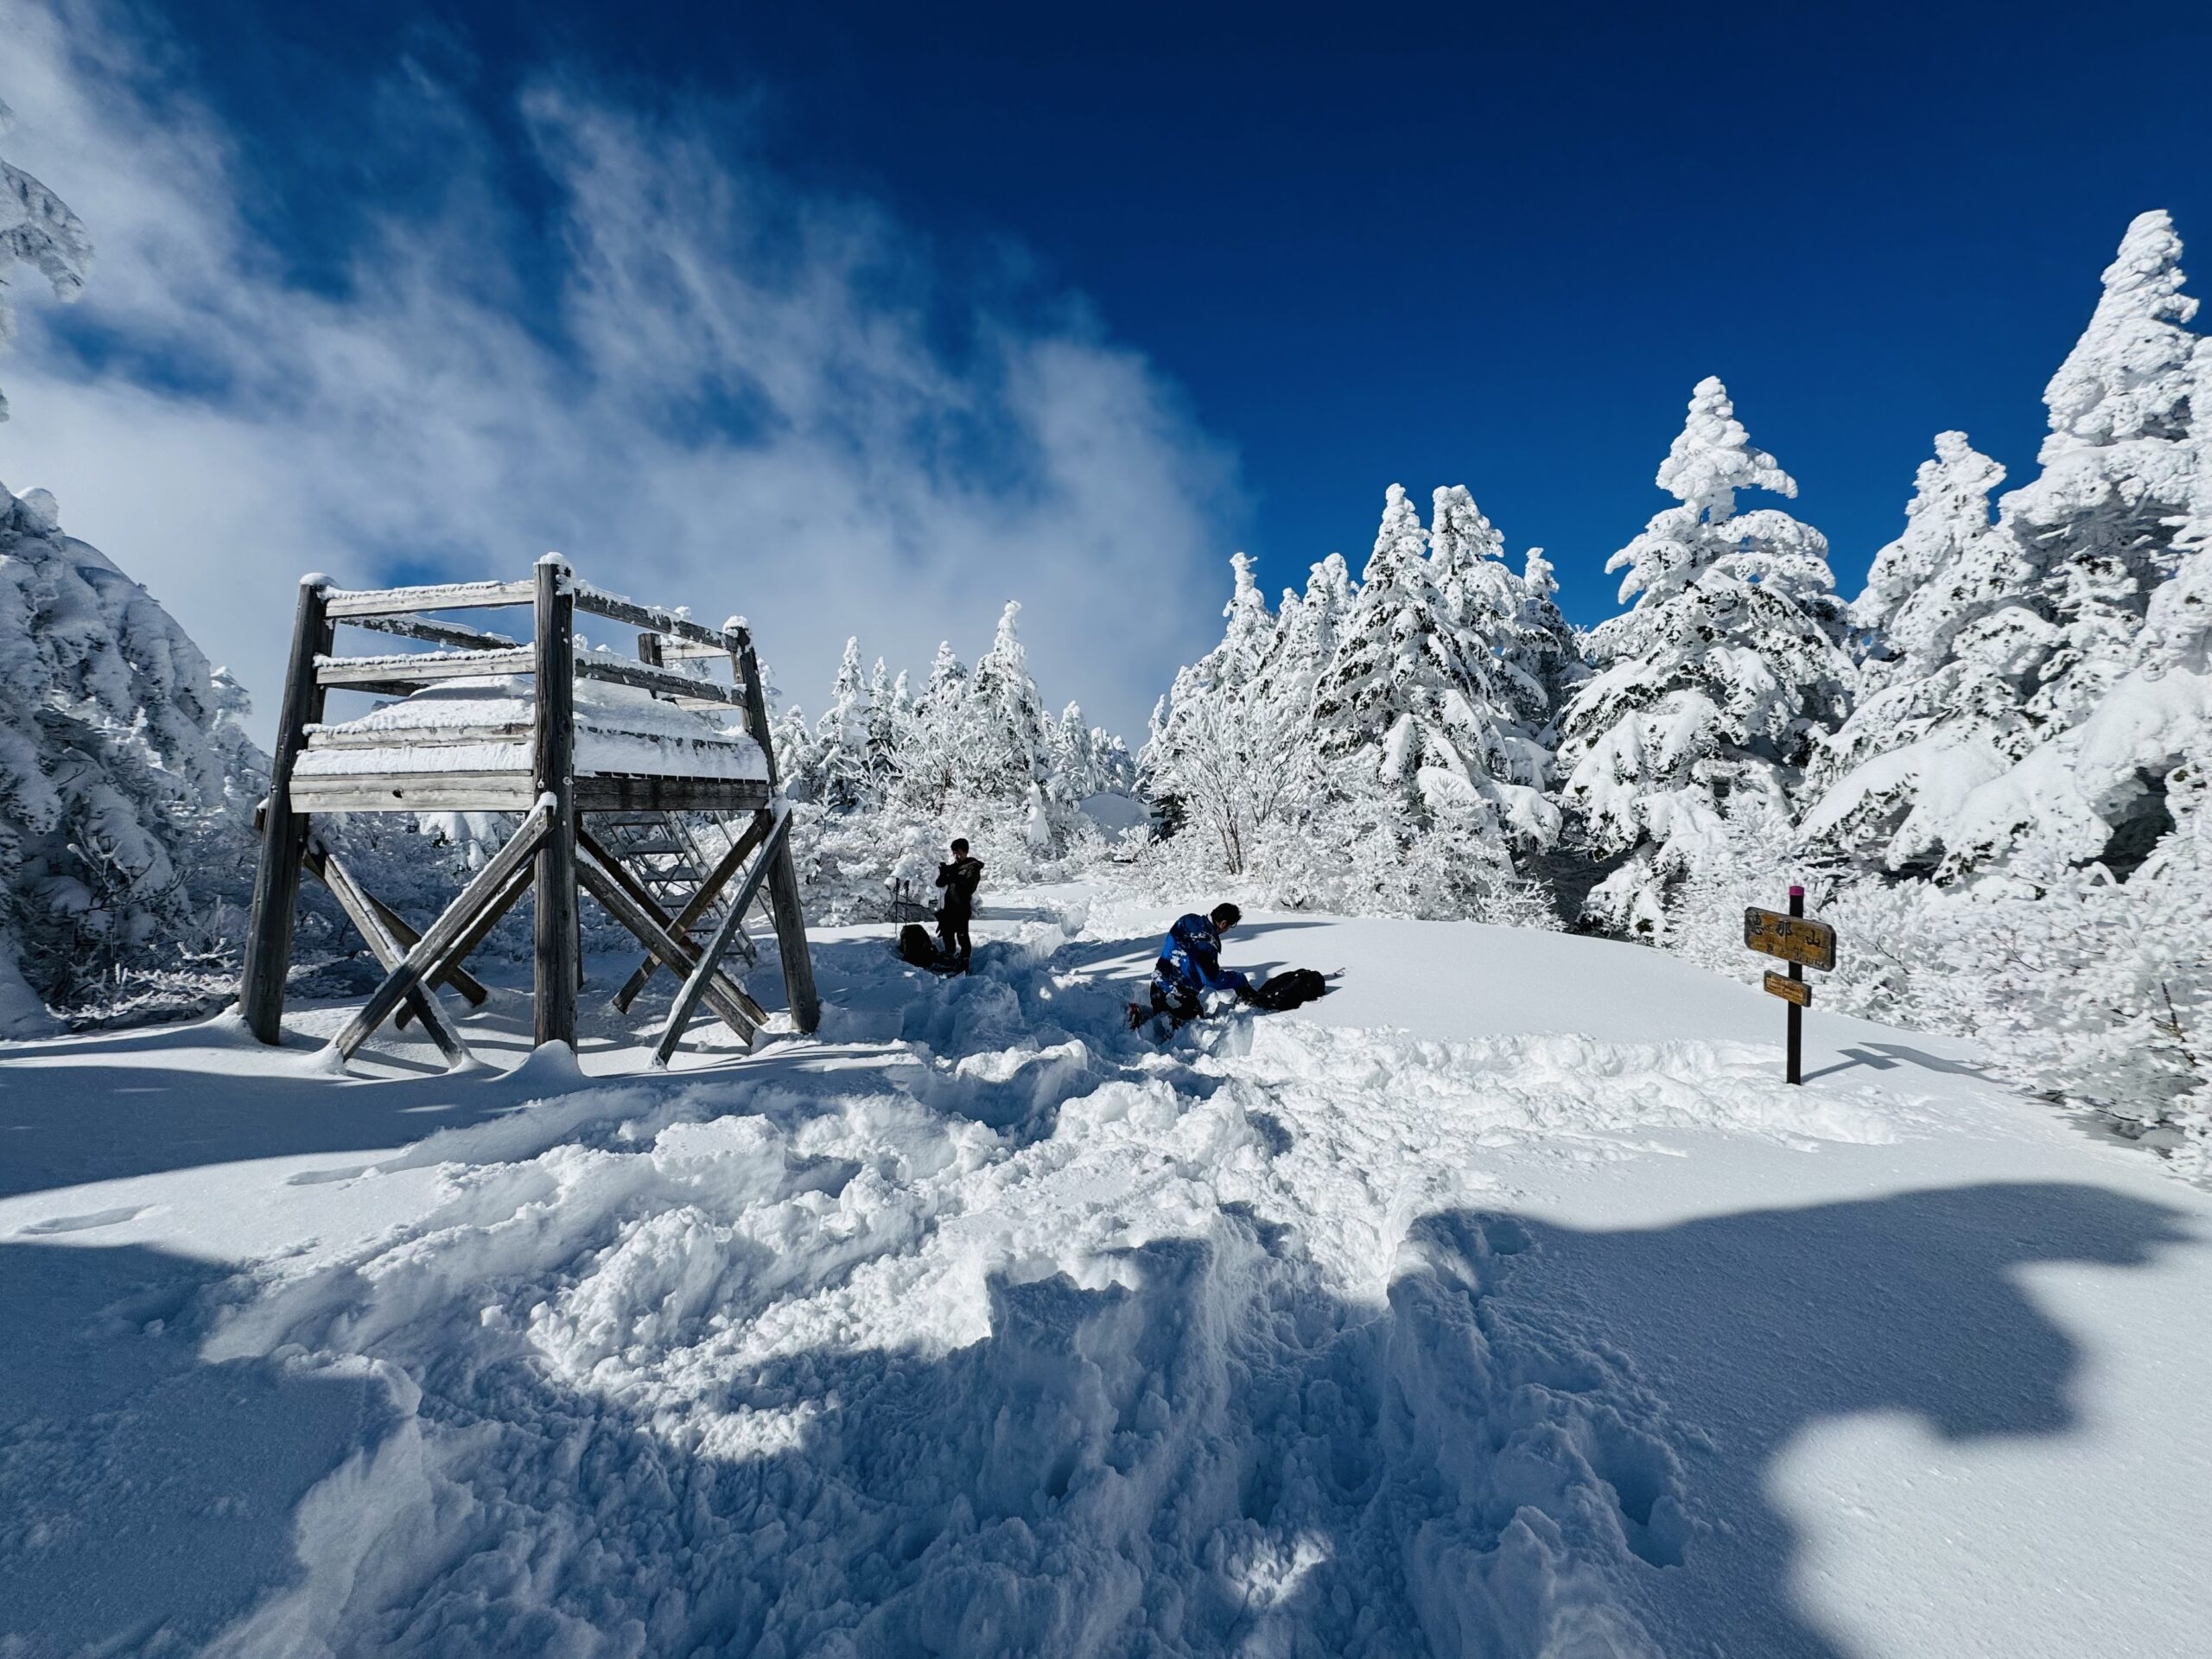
[1797,433,2040,872]
[2006,211,2200,733]
[0,101,93,424]
[0,483,265,1029]
[966,601,1051,798]
[1558,378,1853,938]
[810,637,874,810]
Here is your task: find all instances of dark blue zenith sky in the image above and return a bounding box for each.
[164,0,2209,625]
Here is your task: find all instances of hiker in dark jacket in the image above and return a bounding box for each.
[935,838,983,970]
[1137,903,1251,1029]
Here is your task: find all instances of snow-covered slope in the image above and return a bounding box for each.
[2,891,2206,1657]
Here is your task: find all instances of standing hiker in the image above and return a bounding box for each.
[935,837,983,971]
[1131,903,1252,1031]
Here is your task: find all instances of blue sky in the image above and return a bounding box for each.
[3,0,2209,737]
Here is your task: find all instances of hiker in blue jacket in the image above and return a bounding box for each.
[1132,903,1252,1030]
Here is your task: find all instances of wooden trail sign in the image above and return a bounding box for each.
[1744,907,1837,971]
[1745,886,1834,1084]
[1763,970,1811,1007]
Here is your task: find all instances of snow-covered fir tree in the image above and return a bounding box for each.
[0,481,266,1030]
[1558,377,1853,938]
[0,100,93,424]
[1797,431,2037,873]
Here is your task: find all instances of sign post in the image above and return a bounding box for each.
[1744,887,1836,1085]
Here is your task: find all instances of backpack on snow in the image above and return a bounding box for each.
[899,923,940,968]
[1248,969,1328,1012]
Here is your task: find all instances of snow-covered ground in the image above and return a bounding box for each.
[2,889,2206,1658]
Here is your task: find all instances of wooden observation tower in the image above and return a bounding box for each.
[238,556,818,1069]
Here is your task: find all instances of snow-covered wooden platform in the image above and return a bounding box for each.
[238,559,818,1072]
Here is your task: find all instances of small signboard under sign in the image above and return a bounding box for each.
[1763,970,1811,1007]
[1745,907,1838,972]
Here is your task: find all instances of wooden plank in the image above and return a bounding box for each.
[1743,907,1837,971]
[307,721,532,749]
[328,803,550,1062]
[655,805,790,1065]
[573,776,772,814]
[610,811,773,1012]
[534,559,580,1049]
[574,655,743,707]
[1763,970,1811,1007]
[316,647,535,689]
[346,613,521,652]
[575,842,759,1042]
[734,628,820,1034]
[239,577,334,1044]
[316,849,474,1068]
[569,582,726,648]
[289,774,539,814]
[301,841,489,1008]
[323,580,535,619]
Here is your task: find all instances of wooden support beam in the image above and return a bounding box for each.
[610,810,773,1013]
[315,849,474,1069]
[582,825,768,1025]
[322,580,535,619]
[575,841,759,1043]
[316,647,536,690]
[569,582,727,648]
[655,805,791,1066]
[346,613,521,652]
[300,840,490,1013]
[420,863,531,1000]
[574,655,743,708]
[327,803,551,1063]
[534,559,580,1050]
[733,627,821,1034]
[239,576,334,1044]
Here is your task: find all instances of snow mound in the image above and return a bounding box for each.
[185,906,1955,1656]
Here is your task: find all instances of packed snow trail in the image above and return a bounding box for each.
[2,896,2207,1657]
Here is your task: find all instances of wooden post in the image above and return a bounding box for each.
[1786,883,1805,1086]
[534,556,580,1049]
[730,622,821,1033]
[239,575,333,1044]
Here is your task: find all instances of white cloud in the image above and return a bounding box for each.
[0,0,1241,744]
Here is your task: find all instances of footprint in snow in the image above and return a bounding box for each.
[19,1205,148,1235]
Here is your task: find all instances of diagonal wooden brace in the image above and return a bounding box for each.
[609,810,772,1014]
[575,840,759,1044]
[327,802,552,1065]
[298,841,490,1029]
[655,804,791,1068]
[579,826,768,1025]
[314,848,474,1070]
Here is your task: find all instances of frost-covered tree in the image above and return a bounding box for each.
[1558,378,1853,938]
[810,637,875,810]
[0,101,93,425]
[1797,433,2040,872]
[967,600,1051,798]
[2007,210,2200,735]
[1314,484,1555,854]
[0,482,265,1030]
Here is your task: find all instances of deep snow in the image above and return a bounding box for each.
[1,891,2206,1657]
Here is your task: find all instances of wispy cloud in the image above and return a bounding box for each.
[0,0,1241,742]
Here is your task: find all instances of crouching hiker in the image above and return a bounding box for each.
[1129,903,1251,1032]
[935,837,983,971]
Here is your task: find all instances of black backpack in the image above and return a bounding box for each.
[898,924,939,968]
[1249,969,1328,1012]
